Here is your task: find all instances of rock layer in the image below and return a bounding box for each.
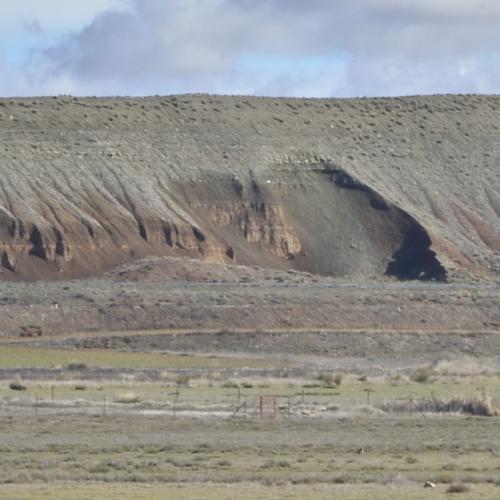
[0,94,498,281]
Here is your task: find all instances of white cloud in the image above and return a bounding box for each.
[0,1,127,31]
[2,0,500,97]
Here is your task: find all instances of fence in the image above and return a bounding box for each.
[2,384,498,420]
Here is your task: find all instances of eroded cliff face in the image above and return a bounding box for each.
[0,160,449,281]
[0,94,498,281]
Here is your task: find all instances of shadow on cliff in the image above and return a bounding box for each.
[386,224,447,281]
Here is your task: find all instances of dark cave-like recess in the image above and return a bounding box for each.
[386,224,447,281]
[321,162,448,282]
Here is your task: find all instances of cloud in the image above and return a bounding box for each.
[23,20,46,39]
[0,1,126,31]
[4,0,500,96]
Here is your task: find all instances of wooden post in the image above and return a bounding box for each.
[288,397,291,417]
[363,389,373,405]
[35,393,38,417]
[237,386,240,403]
[102,394,106,417]
[409,396,413,416]
[273,397,277,418]
[302,389,305,404]
[259,396,263,418]
[51,385,54,402]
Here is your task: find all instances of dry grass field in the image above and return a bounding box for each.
[0,272,497,498]
[0,271,495,499]
[0,344,499,498]
[0,411,500,499]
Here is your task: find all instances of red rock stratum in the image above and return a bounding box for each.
[0,94,499,281]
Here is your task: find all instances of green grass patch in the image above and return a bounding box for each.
[0,345,282,369]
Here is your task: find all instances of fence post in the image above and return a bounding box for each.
[51,385,54,402]
[102,394,106,417]
[35,393,38,417]
[364,388,373,405]
[260,396,263,418]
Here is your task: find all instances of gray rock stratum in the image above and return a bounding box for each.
[0,94,499,281]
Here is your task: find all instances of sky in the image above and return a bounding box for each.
[1,0,500,97]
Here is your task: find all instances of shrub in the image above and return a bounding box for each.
[260,459,291,468]
[175,375,190,387]
[410,367,434,383]
[381,395,497,416]
[316,372,334,386]
[9,381,26,391]
[434,474,454,484]
[316,372,343,387]
[331,475,347,484]
[446,483,470,494]
[222,381,239,389]
[115,392,142,404]
[74,384,87,391]
[276,460,292,468]
[67,362,88,371]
